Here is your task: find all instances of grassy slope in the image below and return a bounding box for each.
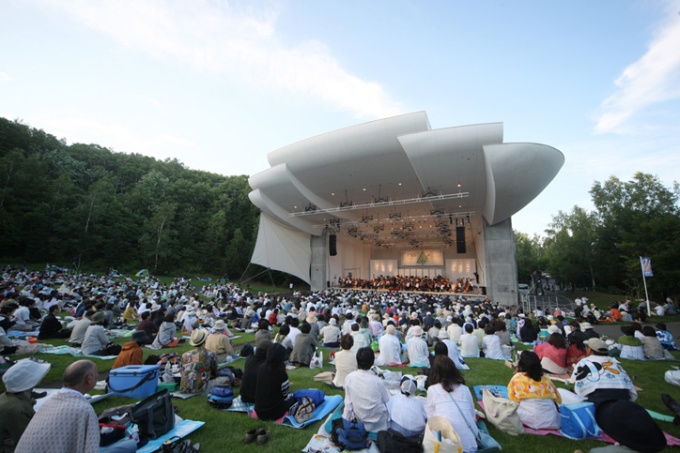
[5,335,680,452]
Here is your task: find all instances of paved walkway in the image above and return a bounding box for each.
[593,320,680,342]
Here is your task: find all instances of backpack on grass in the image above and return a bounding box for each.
[207,384,234,409]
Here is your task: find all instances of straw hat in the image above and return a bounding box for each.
[2,358,51,393]
[410,326,423,337]
[190,329,208,346]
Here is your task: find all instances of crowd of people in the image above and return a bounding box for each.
[0,265,679,452]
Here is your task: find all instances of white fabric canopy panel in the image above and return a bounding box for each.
[250,212,312,283]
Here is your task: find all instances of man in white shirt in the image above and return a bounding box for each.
[406,326,429,367]
[343,347,391,432]
[459,324,480,358]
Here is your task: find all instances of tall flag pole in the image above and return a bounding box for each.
[640,257,653,317]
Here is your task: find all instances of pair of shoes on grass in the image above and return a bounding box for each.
[244,428,270,445]
[661,393,680,425]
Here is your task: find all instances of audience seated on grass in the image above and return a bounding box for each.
[482,324,505,360]
[343,347,390,432]
[507,350,562,429]
[387,376,427,437]
[180,329,223,394]
[205,320,234,362]
[254,319,272,345]
[641,325,664,360]
[0,358,51,451]
[332,334,358,388]
[406,325,429,367]
[425,355,479,453]
[460,324,480,358]
[150,313,180,349]
[290,321,316,367]
[38,304,70,339]
[112,330,149,369]
[319,317,341,348]
[81,312,121,356]
[240,339,271,404]
[617,325,645,360]
[655,322,679,351]
[254,343,297,420]
[375,324,402,366]
[567,338,637,408]
[17,360,137,453]
[534,330,569,374]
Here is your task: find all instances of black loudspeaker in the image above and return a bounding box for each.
[329,234,337,256]
[456,226,466,254]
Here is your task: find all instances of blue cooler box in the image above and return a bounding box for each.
[108,365,160,399]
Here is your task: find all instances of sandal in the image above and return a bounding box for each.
[243,428,258,444]
[256,428,270,445]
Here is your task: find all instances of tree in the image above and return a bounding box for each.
[515,232,544,284]
[590,173,680,297]
[542,206,599,290]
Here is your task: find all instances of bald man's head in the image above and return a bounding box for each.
[63,360,97,389]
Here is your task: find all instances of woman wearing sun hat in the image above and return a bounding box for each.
[205,320,234,362]
[0,358,51,451]
[180,329,218,393]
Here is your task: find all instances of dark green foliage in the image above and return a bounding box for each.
[0,117,260,277]
[521,172,680,300]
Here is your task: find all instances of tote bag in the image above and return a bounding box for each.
[422,416,463,453]
[560,402,599,439]
[481,389,524,436]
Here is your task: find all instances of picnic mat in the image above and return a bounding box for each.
[223,395,254,413]
[38,345,118,360]
[472,384,509,400]
[248,394,343,429]
[100,419,204,453]
[474,385,680,447]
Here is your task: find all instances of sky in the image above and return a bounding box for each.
[1,0,680,237]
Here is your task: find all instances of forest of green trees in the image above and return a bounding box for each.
[516,172,680,300]
[0,117,260,278]
[1,117,678,298]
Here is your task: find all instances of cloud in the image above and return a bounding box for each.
[43,0,403,119]
[35,113,193,159]
[0,72,10,83]
[595,8,680,133]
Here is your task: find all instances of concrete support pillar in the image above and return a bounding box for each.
[482,218,518,306]
[310,230,328,291]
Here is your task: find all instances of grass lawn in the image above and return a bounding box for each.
[4,332,680,453]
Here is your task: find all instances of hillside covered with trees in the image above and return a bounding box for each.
[0,117,259,277]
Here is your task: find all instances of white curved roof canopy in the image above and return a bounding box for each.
[248,112,564,282]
